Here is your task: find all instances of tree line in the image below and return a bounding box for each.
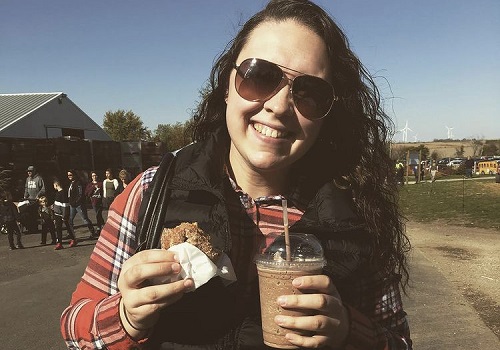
[101,84,212,151]
[102,109,194,152]
[391,139,500,162]
[102,107,500,158]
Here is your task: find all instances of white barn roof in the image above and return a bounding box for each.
[0,92,110,140]
[0,92,61,131]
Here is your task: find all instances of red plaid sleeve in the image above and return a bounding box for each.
[342,273,412,350]
[61,170,155,349]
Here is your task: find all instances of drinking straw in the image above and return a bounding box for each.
[282,199,291,261]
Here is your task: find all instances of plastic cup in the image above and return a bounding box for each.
[255,233,325,349]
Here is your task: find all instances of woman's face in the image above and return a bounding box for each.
[105,171,111,179]
[226,20,331,177]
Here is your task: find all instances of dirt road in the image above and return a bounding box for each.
[1,218,498,349]
[406,221,500,338]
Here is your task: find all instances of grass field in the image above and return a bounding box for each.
[398,178,500,231]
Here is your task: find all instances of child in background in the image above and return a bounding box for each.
[53,180,76,250]
[0,190,24,250]
[38,196,56,245]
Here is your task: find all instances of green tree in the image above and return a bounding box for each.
[430,150,440,160]
[152,120,193,152]
[408,144,430,160]
[102,110,150,141]
[454,145,465,157]
[482,141,499,156]
[470,139,484,157]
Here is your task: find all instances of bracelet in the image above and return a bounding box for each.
[121,299,149,332]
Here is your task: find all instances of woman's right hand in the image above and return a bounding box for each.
[117,249,194,338]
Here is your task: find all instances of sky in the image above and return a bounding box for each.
[1,0,499,142]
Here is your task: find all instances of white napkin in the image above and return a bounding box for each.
[152,243,237,290]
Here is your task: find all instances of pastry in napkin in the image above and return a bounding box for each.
[157,222,235,289]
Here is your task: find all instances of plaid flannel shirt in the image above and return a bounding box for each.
[61,167,411,349]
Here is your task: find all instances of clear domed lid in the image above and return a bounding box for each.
[255,233,325,269]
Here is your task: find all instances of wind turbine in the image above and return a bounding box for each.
[445,126,454,139]
[400,121,412,143]
[413,134,418,142]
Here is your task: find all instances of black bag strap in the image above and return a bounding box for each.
[136,152,176,252]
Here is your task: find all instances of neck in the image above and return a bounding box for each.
[229,156,289,199]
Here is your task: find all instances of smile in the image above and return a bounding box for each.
[252,122,289,139]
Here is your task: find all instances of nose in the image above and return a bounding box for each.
[263,79,294,118]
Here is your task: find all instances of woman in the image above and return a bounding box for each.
[61,1,411,349]
[67,169,97,240]
[102,168,118,209]
[115,169,131,196]
[53,179,76,249]
[85,171,104,236]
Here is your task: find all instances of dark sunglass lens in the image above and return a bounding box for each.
[236,59,283,101]
[292,76,334,119]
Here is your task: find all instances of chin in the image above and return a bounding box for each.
[247,153,291,173]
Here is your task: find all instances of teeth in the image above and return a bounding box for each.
[253,123,287,139]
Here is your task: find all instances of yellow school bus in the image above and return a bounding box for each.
[476,160,500,174]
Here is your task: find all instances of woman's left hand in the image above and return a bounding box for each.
[274,274,349,349]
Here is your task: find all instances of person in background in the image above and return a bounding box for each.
[38,195,56,245]
[115,169,131,196]
[413,164,419,183]
[61,1,412,349]
[430,159,438,182]
[53,180,76,249]
[67,169,97,240]
[85,171,104,236]
[23,165,45,234]
[0,190,24,250]
[102,168,118,209]
[464,156,474,178]
[395,160,405,185]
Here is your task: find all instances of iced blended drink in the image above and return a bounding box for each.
[255,233,325,349]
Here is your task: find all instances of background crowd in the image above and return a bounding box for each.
[0,165,131,251]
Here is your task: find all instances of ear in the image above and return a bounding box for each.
[225,90,229,103]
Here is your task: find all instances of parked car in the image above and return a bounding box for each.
[438,157,452,166]
[447,159,464,168]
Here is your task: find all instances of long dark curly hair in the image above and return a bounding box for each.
[191,0,410,288]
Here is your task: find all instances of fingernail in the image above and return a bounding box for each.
[173,254,179,262]
[277,296,287,306]
[171,262,181,273]
[292,278,302,287]
[184,279,195,290]
[275,316,286,325]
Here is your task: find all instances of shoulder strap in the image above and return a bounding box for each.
[136,152,176,252]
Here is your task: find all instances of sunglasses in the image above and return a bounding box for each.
[234,58,336,120]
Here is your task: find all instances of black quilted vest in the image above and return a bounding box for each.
[136,130,373,350]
